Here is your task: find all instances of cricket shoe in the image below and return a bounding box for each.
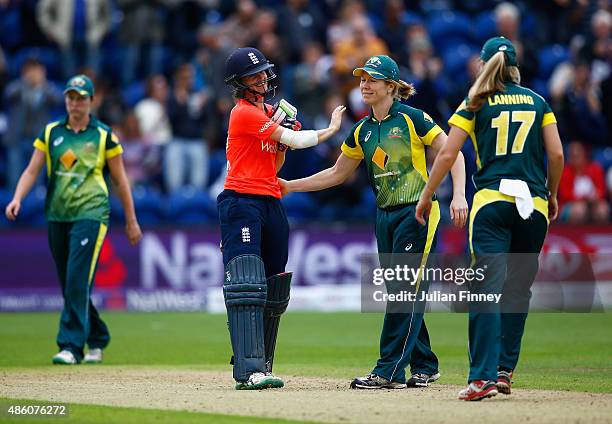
[84,348,103,364]
[52,350,77,365]
[458,380,498,401]
[496,370,513,394]
[407,372,441,387]
[350,374,406,389]
[235,372,284,390]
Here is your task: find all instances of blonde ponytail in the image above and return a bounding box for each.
[466,51,521,112]
[390,79,416,100]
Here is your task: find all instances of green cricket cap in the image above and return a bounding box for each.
[480,36,518,66]
[353,55,400,81]
[64,74,94,97]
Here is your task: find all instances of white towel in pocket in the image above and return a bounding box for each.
[499,179,534,220]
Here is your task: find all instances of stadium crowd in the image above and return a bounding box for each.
[0,0,610,226]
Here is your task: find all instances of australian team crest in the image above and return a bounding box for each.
[387,126,403,139]
[70,76,86,87]
[366,56,382,67]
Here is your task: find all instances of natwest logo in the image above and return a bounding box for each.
[261,140,277,153]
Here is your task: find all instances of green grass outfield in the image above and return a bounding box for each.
[1,312,611,423]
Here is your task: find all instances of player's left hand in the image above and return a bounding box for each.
[126,221,143,246]
[278,178,291,197]
[548,196,559,222]
[450,195,468,228]
[415,195,431,226]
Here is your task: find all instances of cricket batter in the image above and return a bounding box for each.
[220,47,345,390]
[416,37,564,400]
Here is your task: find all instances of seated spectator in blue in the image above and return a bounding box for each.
[558,141,609,224]
[166,63,210,193]
[3,58,62,190]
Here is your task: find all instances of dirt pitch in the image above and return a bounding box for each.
[1,368,611,423]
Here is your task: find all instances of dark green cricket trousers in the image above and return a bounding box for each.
[371,201,440,383]
[48,219,110,362]
[468,189,548,382]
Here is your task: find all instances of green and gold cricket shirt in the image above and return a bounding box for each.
[33,115,123,223]
[449,82,557,198]
[341,100,443,209]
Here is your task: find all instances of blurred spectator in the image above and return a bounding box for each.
[402,31,446,122]
[448,53,480,111]
[194,23,234,151]
[530,0,584,45]
[134,74,172,146]
[326,0,366,51]
[248,8,277,47]
[554,60,609,146]
[379,0,408,59]
[165,0,204,63]
[37,0,111,77]
[333,15,388,75]
[118,111,160,189]
[494,2,539,85]
[277,0,327,63]
[333,15,388,95]
[166,63,210,193]
[549,36,587,102]
[581,9,611,85]
[559,141,609,224]
[310,93,365,219]
[92,78,127,128]
[3,58,62,189]
[249,10,288,85]
[221,0,259,49]
[116,0,166,86]
[292,42,333,125]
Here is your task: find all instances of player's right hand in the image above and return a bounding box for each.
[415,196,431,226]
[281,118,302,131]
[548,196,559,222]
[329,105,347,132]
[5,199,20,221]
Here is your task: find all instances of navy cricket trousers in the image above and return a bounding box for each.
[217,190,289,277]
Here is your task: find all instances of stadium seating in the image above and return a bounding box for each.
[427,12,472,48]
[538,44,571,80]
[164,187,218,225]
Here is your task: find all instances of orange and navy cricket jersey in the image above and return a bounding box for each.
[224,99,281,198]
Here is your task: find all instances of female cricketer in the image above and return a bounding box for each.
[416,37,564,401]
[220,47,345,390]
[280,55,468,389]
[5,74,142,365]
